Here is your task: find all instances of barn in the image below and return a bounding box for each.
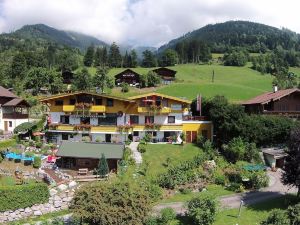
[114,69,141,87]
[152,67,177,85]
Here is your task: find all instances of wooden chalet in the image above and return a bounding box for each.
[114,69,141,86]
[152,67,177,84]
[242,87,300,118]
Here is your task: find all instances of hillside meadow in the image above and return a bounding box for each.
[102,64,274,102]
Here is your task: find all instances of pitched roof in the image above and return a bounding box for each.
[152,67,177,77]
[114,69,141,78]
[57,142,124,159]
[128,92,191,104]
[242,88,300,105]
[3,98,30,107]
[39,91,135,103]
[0,86,18,98]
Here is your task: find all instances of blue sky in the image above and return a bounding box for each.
[0,0,299,47]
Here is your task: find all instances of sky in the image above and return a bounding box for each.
[0,0,299,47]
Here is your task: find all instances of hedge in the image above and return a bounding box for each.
[0,139,16,149]
[0,183,49,211]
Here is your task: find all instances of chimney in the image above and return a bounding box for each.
[273,85,278,93]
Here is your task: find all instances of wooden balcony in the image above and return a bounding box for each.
[183,116,208,121]
[3,113,29,119]
[132,124,182,131]
[62,105,106,113]
[137,106,172,114]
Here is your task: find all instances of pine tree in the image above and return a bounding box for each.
[11,53,27,79]
[130,50,138,68]
[83,45,94,67]
[94,47,102,66]
[93,67,113,93]
[97,153,109,177]
[108,42,122,68]
[73,68,92,91]
[142,50,157,68]
[101,47,108,67]
[123,51,129,68]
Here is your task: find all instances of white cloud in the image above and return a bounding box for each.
[0,0,299,47]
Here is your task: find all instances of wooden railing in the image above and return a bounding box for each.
[2,113,29,119]
[182,116,208,121]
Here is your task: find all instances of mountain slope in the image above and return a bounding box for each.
[159,21,300,53]
[7,24,107,50]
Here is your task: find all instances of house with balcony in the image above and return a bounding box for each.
[114,69,141,87]
[40,91,213,144]
[0,86,30,133]
[152,67,177,85]
[242,87,300,118]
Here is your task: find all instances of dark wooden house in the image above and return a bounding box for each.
[242,88,300,118]
[114,69,141,86]
[152,67,177,84]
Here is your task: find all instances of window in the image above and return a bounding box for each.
[80,117,90,124]
[55,100,63,106]
[62,133,69,140]
[133,131,139,136]
[130,115,139,124]
[106,98,114,107]
[60,115,70,124]
[69,99,76,105]
[95,98,102,105]
[9,121,12,127]
[98,114,117,125]
[145,116,154,124]
[168,116,175,123]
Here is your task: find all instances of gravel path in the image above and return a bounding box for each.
[154,169,297,214]
[129,142,142,164]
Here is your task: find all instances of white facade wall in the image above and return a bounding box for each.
[126,113,182,125]
[70,116,80,125]
[0,118,29,132]
[50,112,64,124]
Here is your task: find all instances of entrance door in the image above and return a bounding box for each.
[4,121,8,131]
[105,134,111,143]
[191,131,197,143]
[186,131,191,143]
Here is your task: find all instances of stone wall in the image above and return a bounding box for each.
[0,181,77,223]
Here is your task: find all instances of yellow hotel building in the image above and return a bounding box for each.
[40,92,213,144]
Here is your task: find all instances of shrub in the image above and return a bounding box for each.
[124,139,131,145]
[144,182,163,202]
[180,188,192,195]
[214,173,226,186]
[81,136,91,142]
[0,139,16,149]
[287,203,300,225]
[261,209,290,225]
[29,139,35,147]
[186,196,217,225]
[35,141,42,148]
[33,156,41,168]
[249,171,269,189]
[97,153,109,177]
[226,183,243,192]
[222,137,246,163]
[138,143,147,153]
[143,133,152,143]
[145,216,159,225]
[121,82,129,93]
[0,183,49,211]
[159,208,176,225]
[71,181,152,225]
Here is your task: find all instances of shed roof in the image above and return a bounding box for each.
[262,147,287,159]
[0,86,18,98]
[3,98,30,107]
[242,88,300,105]
[57,141,124,159]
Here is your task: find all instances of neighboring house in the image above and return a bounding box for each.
[114,69,141,87]
[242,87,300,117]
[40,92,213,144]
[56,141,124,170]
[152,67,177,85]
[0,86,30,133]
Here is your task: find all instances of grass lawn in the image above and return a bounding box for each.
[0,176,15,186]
[161,184,234,203]
[142,143,201,179]
[213,195,298,225]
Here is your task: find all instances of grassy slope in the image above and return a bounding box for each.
[99,64,274,102]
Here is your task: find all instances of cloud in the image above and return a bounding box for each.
[0,0,299,47]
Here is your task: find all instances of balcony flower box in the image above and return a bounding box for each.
[145,123,161,130]
[117,125,133,133]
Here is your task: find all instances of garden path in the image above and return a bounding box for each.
[154,170,297,214]
[129,142,142,164]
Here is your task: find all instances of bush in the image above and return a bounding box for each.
[138,143,147,153]
[145,182,163,202]
[0,139,16,149]
[287,203,300,225]
[35,141,42,148]
[71,181,152,225]
[222,137,246,163]
[180,188,192,195]
[121,82,129,93]
[33,156,41,168]
[214,173,226,186]
[249,171,269,189]
[0,183,49,211]
[159,208,176,225]
[186,196,217,225]
[145,216,159,225]
[261,209,290,225]
[81,136,91,142]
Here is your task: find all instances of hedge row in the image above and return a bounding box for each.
[0,139,16,149]
[0,183,49,211]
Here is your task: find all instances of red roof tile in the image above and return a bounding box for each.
[242,88,300,105]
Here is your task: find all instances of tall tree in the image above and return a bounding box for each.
[11,53,27,79]
[142,50,157,68]
[83,45,95,67]
[93,67,114,93]
[160,49,179,66]
[108,42,122,68]
[123,51,129,68]
[94,47,102,67]
[130,50,138,68]
[97,153,109,177]
[146,71,161,87]
[101,47,108,67]
[73,68,92,91]
[282,126,300,197]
